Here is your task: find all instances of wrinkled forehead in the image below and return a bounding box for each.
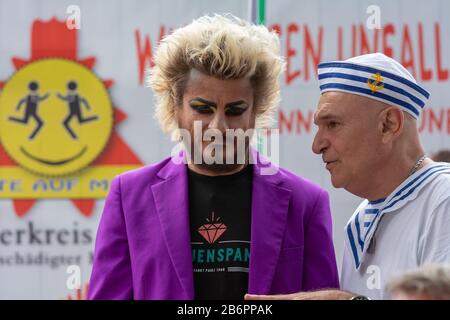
[314,91,382,122]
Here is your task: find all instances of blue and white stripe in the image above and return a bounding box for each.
[318,61,430,119]
[345,163,450,269]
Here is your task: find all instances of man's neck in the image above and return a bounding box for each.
[187,163,247,176]
[362,153,431,202]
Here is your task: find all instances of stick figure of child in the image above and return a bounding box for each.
[57,81,98,139]
[9,81,49,140]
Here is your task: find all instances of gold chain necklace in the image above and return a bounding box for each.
[408,155,426,176]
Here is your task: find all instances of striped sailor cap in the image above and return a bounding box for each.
[317,53,430,119]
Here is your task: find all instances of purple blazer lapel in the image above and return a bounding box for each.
[248,153,292,294]
[151,158,194,299]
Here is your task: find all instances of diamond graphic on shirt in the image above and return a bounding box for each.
[198,212,227,244]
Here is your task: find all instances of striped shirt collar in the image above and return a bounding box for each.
[345,162,450,269]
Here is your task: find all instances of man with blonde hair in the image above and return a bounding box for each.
[89,14,338,300]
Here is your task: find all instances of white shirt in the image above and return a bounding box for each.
[341,162,450,299]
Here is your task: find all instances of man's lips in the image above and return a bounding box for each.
[325,160,337,170]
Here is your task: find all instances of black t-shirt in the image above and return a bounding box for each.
[188,165,253,300]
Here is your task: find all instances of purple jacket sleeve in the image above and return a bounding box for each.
[88,176,133,300]
[302,189,339,291]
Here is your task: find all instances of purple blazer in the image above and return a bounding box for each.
[88,153,339,299]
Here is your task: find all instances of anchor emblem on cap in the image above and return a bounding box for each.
[367,72,384,93]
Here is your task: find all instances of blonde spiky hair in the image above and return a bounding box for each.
[147,14,285,140]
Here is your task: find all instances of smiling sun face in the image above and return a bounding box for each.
[0,58,113,176]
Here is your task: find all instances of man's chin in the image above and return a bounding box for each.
[330,175,344,189]
[195,161,246,175]
[188,145,249,174]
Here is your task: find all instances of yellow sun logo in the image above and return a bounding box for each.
[0,58,113,176]
[0,17,142,217]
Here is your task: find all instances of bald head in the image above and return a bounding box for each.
[315,92,419,144]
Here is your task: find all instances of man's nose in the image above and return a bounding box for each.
[312,129,327,155]
[208,111,229,133]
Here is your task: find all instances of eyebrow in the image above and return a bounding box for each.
[314,112,343,125]
[225,100,248,108]
[189,98,248,108]
[189,98,217,107]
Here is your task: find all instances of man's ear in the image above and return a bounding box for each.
[378,106,404,144]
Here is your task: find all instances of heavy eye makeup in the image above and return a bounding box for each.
[224,101,249,116]
[189,98,216,114]
[189,98,249,116]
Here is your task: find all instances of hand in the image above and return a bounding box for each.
[245,290,354,300]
